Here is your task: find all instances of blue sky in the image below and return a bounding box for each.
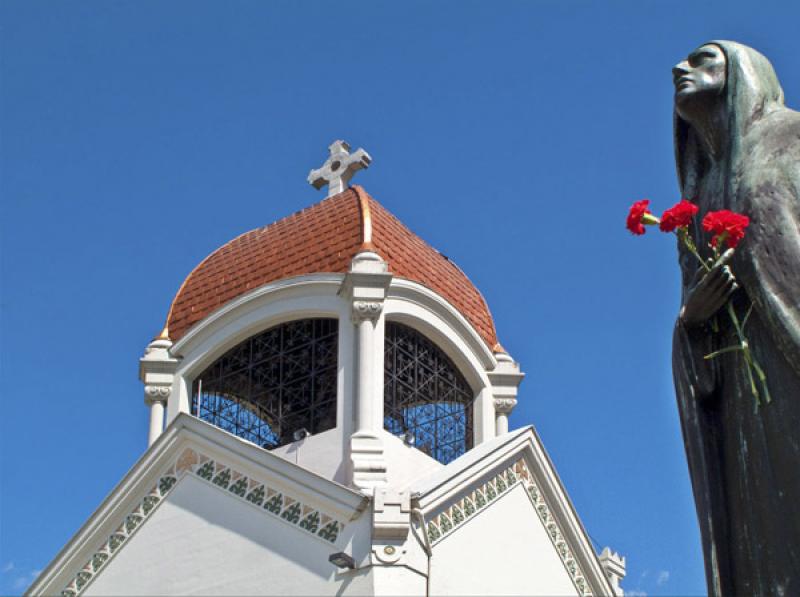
[2,1,799,595]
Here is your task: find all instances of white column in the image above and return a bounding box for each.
[349,299,388,492]
[494,398,516,436]
[487,350,525,438]
[354,301,382,433]
[341,251,392,493]
[140,336,178,447]
[145,387,169,447]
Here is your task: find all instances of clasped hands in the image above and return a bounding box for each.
[680,248,738,328]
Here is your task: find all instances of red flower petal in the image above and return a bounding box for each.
[627,199,652,235]
[659,199,699,232]
[702,210,750,248]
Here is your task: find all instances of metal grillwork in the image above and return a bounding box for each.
[384,322,474,465]
[191,318,338,449]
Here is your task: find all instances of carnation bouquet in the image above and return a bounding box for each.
[627,199,771,409]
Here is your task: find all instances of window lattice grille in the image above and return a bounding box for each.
[191,318,338,449]
[384,322,474,464]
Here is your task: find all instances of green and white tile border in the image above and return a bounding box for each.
[61,448,347,597]
[425,458,592,596]
[59,471,178,597]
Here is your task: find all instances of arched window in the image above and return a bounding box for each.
[384,322,474,464]
[191,318,338,449]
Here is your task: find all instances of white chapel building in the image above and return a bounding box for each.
[30,142,626,596]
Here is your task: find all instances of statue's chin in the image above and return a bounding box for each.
[674,93,692,119]
[674,87,695,106]
[674,90,710,122]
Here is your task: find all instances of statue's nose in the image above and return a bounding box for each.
[672,61,689,78]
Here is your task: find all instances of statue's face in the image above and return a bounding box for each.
[672,44,726,107]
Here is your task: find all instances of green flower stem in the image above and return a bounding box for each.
[676,227,771,410]
[703,345,744,360]
[725,301,763,409]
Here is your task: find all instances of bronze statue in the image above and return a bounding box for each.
[672,41,800,596]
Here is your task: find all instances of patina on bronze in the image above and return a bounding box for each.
[672,41,800,596]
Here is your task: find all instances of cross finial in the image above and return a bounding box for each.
[308,140,372,197]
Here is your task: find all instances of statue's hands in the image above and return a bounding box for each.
[680,249,738,328]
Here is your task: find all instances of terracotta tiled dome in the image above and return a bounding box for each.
[164,186,499,348]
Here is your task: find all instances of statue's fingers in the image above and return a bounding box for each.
[691,267,706,286]
[721,282,739,304]
[710,266,736,291]
[705,267,730,292]
[709,277,738,309]
[717,248,735,267]
[707,275,732,299]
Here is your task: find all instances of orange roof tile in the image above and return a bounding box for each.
[165,186,498,349]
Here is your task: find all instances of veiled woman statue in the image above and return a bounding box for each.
[672,40,800,596]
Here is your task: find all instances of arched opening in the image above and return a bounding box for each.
[191,318,338,449]
[384,321,474,464]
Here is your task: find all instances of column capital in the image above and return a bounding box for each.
[144,384,171,405]
[352,300,383,324]
[493,397,518,414]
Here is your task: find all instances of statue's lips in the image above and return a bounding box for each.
[675,77,693,90]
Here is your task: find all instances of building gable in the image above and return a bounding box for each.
[84,474,373,596]
[411,427,615,597]
[29,416,368,597]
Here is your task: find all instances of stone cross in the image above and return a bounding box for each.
[308,140,372,197]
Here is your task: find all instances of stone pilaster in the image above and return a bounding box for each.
[487,350,525,437]
[139,335,178,447]
[340,251,392,493]
[599,547,626,596]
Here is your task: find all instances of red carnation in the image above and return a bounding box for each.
[702,210,750,248]
[660,199,699,232]
[627,199,657,235]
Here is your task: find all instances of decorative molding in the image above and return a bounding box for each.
[493,398,517,414]
[372,489,411,542]
[144,384,170,403]
[386,278,497,371]
[191,453,346,543]
[424,458,592,596]
[351,300,383,323]
[170,274,345,362]
[60,447,348,597]
[60,473,178,597]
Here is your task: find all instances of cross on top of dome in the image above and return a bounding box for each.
[307,140,371,197]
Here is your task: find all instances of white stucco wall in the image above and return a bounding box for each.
[380,430,443,490]
[270,427,349,485]
[429,484,579,596]
[84,474,373,596]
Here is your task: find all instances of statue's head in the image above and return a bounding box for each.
[673,41,786,196]
[672,44,727,120]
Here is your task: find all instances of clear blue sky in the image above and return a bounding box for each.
[2,1,799,595]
